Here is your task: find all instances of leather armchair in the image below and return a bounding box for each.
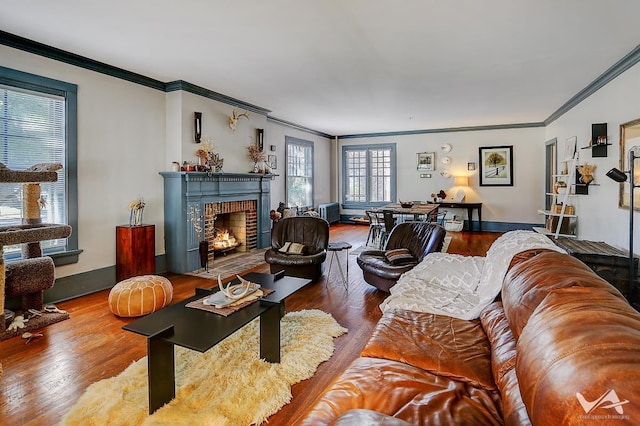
[357,222,446,292]
[264,216,330,280]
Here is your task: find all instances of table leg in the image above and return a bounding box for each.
[467,207,472,231]
[147,325,175,414]
[327,251,335,279]
[335,250,348,290]
[260,302,281,363]
[478,207,482,231]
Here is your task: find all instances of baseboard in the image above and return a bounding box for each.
[5,254,167,310]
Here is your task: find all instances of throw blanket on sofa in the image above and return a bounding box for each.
[379,230,565,320]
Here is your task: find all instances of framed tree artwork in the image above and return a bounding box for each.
[479,145,514,186]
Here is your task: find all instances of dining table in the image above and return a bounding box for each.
[371,203,439,232]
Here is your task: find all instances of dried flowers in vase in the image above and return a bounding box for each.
[128,197,145,226]
[246,144,266,172]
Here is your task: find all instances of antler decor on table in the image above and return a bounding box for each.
[217,274,258,300]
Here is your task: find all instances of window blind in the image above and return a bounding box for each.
[0,84,67,252]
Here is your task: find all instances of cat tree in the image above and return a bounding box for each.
[0,163,72,333]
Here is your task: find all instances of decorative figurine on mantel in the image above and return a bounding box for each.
[195,138,224,172]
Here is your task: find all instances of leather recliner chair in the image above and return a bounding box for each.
[264,216,330,280]
[357,222,446,292]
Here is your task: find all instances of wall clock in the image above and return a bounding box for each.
[441,156,451,165]
[440,170,451,178]
[441,143,452,153]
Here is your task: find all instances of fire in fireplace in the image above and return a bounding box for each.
[204,200,258,262]
[212,228,242,253]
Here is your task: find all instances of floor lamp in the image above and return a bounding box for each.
[606,146,640,306]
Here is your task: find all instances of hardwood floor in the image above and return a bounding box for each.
[0,224,500,426]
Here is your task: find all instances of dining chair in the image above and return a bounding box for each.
[365,211,385,247]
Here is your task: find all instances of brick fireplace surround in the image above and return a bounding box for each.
[160,172,273,273]
[204,199,257,259]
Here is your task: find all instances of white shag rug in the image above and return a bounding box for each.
[60,310,347,426]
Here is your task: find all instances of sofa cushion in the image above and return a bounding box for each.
[295,357,503,426]
[357,250,417,279]
[502,250,625,339]
[384,248,417,265]
[480,302,531,426]
[516,287,640,424]
[362,309,496,391]
[328,409,413,426]
[279,241,306,254]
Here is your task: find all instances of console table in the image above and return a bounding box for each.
[437,202,483,231]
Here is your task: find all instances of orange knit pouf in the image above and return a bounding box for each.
[108,275,173,317]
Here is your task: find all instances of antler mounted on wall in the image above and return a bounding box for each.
[228,109,249,132]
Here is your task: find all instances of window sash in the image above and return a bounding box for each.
[285,137,314,208]
[0,82,67,253]
[343,144,396,207]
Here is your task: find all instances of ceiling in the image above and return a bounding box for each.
[2,1,640,136]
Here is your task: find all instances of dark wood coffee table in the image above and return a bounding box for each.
[123,272,311,413]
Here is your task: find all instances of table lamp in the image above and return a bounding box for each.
[453,176,469,202]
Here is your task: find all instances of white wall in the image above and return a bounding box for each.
[169,91,333,210]
[0,44,332,282]
[339,127,545,226]
[0,45,167,279]
[264,122,332,208]
[545,62,640,254]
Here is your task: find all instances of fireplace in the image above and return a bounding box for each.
[203,200,257,260]
[160,172,273,273]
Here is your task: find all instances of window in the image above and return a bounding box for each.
[285,136,314,208]
[0,66,79,263]
[342,144,396,209]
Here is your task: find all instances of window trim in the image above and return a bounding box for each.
[341,143,397,210]
[284,136,314,209]
[0,65,81,265]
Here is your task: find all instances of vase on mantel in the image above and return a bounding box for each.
[198,240,209,270]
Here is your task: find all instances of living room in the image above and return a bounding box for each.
[1,1,640,425]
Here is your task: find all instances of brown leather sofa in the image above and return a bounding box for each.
[356,222,446,292]
[296,249,640,425]
[264,216,330,280]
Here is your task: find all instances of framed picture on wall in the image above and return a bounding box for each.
[417,152,435,171]
[564,136,577,161]
[267,154,277,170]
[479,145,514,186]
[619,118,640,211]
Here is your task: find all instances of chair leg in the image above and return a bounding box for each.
[366,226,374,246]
